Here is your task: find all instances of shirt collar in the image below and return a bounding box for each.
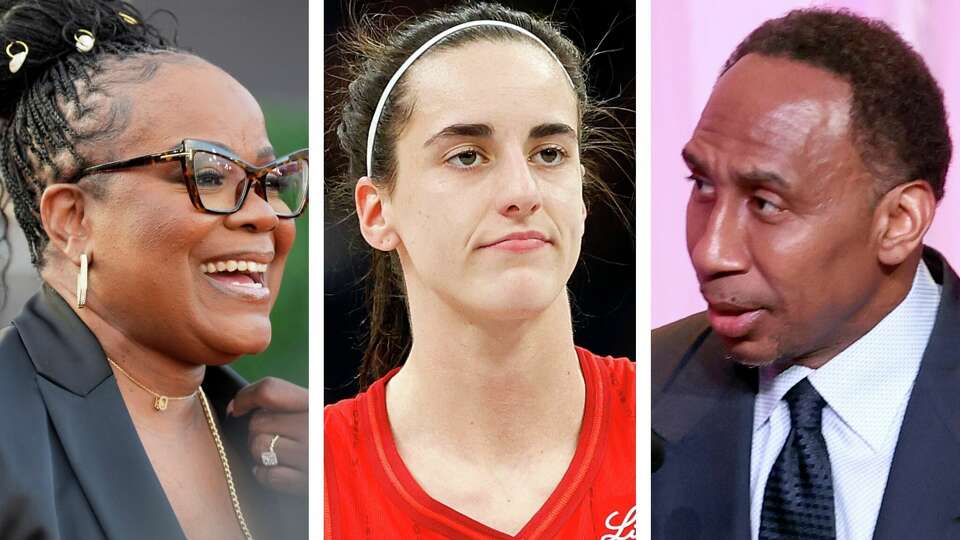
[754,260,941,451]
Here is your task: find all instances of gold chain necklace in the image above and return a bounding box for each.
[107,357,198,411]
[107,358,254,539]
[198,387,255,540]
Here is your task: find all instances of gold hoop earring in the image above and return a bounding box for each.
[77,253,89,309]
[6,40,27,74]
[74,29,95,53]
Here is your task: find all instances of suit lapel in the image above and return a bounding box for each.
[36,377,186,540]
[14,287,185,540]
[874,248,960,539]
[653,329,755,539]
[654,248,960,540]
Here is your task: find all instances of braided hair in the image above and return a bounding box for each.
[0,0,177,309]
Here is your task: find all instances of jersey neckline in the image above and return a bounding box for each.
[358,346,611,539]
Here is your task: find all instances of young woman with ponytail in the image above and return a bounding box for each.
[324,3,636,538]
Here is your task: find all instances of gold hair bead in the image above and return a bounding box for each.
[74,29,95,53]
[5,41,28,74]
[118,11,138,25]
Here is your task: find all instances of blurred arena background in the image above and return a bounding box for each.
[0,0,308,387]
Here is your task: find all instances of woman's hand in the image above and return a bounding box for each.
[229,377,308,496]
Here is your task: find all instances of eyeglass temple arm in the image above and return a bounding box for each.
[81,150,191,175]
[247,149,309,181]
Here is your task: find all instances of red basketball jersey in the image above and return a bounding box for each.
[324,347,636,539]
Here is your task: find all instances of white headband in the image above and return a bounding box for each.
[365,19,575,177]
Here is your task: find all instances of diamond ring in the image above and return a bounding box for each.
[261,434,280,467]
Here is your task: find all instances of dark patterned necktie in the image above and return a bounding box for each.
[759,378,836,540]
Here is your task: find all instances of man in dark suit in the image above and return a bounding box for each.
[652,9,959,540]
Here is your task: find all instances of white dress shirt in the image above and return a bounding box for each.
[750,261,941,540]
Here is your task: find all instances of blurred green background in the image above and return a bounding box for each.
[231,103,309,388]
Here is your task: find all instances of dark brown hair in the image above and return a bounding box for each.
[328,2,628,389]
[723,8,951,200]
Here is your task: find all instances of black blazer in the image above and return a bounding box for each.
[0,286,306,539]
[652,247,960,540]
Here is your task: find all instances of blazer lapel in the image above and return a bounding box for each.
[874,248,960,539]
[14,287,185,540]
[35,378,186,540]
[653,328,755,540]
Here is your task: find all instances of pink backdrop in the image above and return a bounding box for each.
[652,0,960,328]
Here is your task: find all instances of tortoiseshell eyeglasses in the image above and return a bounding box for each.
[80,139,308,218]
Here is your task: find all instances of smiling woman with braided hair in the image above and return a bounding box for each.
[0,1,308,539]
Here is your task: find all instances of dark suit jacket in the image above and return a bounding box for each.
[652,247,960,540]
[0,286,306,539]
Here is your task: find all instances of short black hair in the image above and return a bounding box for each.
[722,8,951,201]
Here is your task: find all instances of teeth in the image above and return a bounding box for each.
[232,282,263,288]
[200,259,270,275]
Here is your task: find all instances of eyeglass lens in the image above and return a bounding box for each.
[192,151,308,216]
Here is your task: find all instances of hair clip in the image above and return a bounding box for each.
[6,40,28,73]
[74,29,95,53]
[118,11,138,25]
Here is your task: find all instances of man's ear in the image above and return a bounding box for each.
[873,180,936,266]
[39,183,94,264]
[355,177,399,251]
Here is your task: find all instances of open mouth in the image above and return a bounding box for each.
[199,259,268,289]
